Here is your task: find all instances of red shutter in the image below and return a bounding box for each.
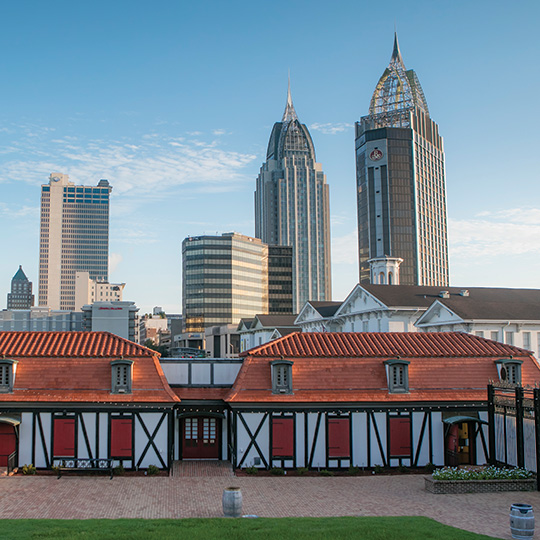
[328,417,350,458]
[272,417,294,457]
[111,418,133,457]
[389,417,411,457]
[53,418,75,457]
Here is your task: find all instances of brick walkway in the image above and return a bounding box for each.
[0,471,538,539]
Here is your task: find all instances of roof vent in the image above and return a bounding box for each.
[460,289,470,297]
[439,291,450,299]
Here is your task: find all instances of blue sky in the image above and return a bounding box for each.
[1,0,539,314]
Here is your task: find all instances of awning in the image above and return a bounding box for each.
[443,415,488,426]
[0,416,21,426]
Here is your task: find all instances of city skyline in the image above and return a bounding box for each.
[0,1,539,314]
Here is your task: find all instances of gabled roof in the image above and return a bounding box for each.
[0,331,154,358]
[362,285,540,321]
[242,331,527,358]
[0,332,178,404]
[254,314,298,328]
[228,331,540,404]
[307,301,343,318]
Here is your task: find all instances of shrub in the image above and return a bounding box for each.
[244,465,258,475]
[425,462,436,473]
[373,464,384,474]
[319,469,334,476]
[22,464,36,475]
[297,467,309,476]
[348,465,360,476]
[270,467,285,476]
[113,464,125,476]
[432,466,533,481]
[398,464,408,473]
[147,464,160,476]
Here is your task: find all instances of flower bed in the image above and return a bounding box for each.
[425,466,536,494]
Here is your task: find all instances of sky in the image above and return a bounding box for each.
[0,0,539,315]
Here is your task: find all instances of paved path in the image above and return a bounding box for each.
[0,473,538,539]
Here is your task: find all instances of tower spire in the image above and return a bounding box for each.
[391,31,404,66]
[282,73,298,122]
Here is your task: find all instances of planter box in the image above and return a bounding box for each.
[425,475,536,494]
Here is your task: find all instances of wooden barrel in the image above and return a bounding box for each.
[510,503,534,539]
[222,487,242,518]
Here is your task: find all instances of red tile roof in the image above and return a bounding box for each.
[0,331,154,358]
[0,332,179,404]
[228,332,540,404]
[242,332,528,358]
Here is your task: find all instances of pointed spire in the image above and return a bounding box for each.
[391,31,404,66]
[282,72,298,122]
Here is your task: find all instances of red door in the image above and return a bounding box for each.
[182,417,220,459]
[0,423,16,466]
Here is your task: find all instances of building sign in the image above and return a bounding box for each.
[369,149,383,161]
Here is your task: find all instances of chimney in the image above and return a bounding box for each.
[460,290,469,297]
[439,291,450,299]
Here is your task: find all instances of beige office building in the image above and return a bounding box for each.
[74,271,125,311]
[38,173,112,311]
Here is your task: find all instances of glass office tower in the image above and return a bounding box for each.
[355,34,449,286]
[38,173,112,310]
[255,82,331,311]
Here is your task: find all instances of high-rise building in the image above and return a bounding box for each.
[255,82,332,312]
[355,34,449,286]
[182,233,293,333]
[6,266,34,309]
[74,271,125,311]
[38,173,112,311]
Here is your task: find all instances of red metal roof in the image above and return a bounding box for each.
[0,332,179,404]
[228,332,540,404]
[241,332,529,358]
[0,331,154,358]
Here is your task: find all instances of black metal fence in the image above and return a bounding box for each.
[487,384,540,489]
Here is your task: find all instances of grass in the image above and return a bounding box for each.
[0,517,502,539]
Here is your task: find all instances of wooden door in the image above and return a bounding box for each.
[182,417,220,459]
[0,423,16,466]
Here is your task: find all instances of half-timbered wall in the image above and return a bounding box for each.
[232,408,488,469]
[18,410,172,470]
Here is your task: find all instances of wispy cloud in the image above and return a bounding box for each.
[331,230,357,265]
[0,202,39,219]
[0,132,257,204]
[310,122,352,135]
[449,208,540,259]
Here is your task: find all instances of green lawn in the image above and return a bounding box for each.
[0,517,502,540]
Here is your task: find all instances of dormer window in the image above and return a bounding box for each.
[0,359,17,393]
[495,359,522,385]
[111,359,133,394]
[271,359,293,394]
[384,359,410,393]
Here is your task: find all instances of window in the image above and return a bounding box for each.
[110,416,133,458]
[271,359,293,394]
[271,416,294,458]
[495,359,523,385]
[523,332,531,350]
[389,416,411,458]
[0,360,16,392]
[327,417,350,458]
[384,359,410,393]
[475,331,484,338]
[505,332,514,346]
[491,331,499,341]
[53,417,76,457]
[111,359,133,394]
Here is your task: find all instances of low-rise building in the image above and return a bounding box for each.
[81,301,138,341]
[74,271,125,311]
[0,307,82,332]
[237,314,299,352]
[296,284,540,358]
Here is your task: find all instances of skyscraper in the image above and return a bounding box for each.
[355,34,449,286]
[6,266,34,309]
[255,82,332,311]
[182,233,293,333]
[38,173,112,311]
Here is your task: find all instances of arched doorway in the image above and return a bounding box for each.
[443,415,488,466]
